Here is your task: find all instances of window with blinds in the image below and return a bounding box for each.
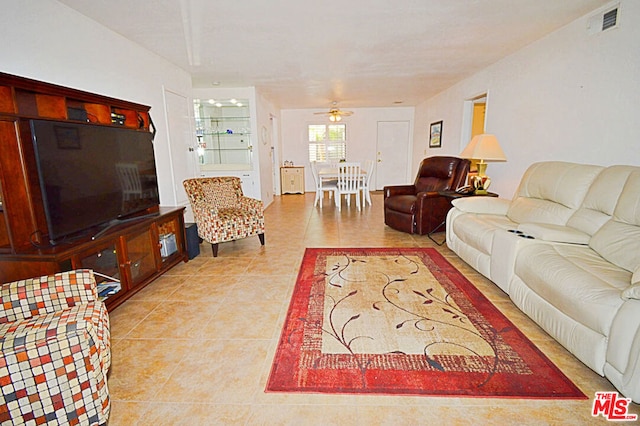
[308,124,346,162]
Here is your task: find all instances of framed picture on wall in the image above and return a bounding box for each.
[429,121,443,148]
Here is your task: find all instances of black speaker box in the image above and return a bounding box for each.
[185,223,200,260]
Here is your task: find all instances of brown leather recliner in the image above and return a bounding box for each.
[384,156,470,235]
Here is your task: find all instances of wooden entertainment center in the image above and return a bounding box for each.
[0,72,188,310]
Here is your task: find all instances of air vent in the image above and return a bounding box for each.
[587,4,620,35]
[602,8,618,30]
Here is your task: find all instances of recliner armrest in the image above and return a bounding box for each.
[384,185,416,199]
[415,191,442,200]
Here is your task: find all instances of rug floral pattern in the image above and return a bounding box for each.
[267,248,586,398]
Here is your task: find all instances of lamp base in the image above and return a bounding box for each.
[476,161,488,177]
[470,174,491,195]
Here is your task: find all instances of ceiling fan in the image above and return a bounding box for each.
[314,102,353,122]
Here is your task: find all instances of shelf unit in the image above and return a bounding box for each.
[194,99,252,168]
[0,72,188,309]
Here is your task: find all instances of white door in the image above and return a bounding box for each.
[164,89,197,211]
[375,121,410,190]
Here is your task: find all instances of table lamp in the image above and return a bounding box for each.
[459,134,507,194]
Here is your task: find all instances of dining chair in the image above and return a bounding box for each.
[361,159,375,207]
[310,161,338,208]
[336,162,362,211]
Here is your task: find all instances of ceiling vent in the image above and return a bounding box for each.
[587,4,619,34]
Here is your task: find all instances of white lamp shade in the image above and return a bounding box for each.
[460,134,507,162]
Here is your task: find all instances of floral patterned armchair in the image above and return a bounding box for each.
[183,177,265,257]
[0,269,111,425]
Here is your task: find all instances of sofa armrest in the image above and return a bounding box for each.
[606,299,640,402]
[239,196,264,215]
[0,306,110,424]
[451,196,511,215]
[517,223,591,245]
[0,269,97,323]
[383,185,416,199]
[192,200,220,221]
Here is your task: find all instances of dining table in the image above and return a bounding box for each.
[317,165,368,184]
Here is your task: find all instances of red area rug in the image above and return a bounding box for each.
[267,248,586,399]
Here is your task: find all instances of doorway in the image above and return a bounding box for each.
[462,94,487,175]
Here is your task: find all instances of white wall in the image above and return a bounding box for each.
[414,0,640,199]
[0,0,193,207]
[280,107,415,192]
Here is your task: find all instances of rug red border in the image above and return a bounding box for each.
[267,247,587,399]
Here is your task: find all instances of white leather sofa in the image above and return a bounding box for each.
[446,161,640,402]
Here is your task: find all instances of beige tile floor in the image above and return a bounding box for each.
[106,192,638,425]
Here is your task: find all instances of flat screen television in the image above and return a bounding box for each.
[30,119,160,245]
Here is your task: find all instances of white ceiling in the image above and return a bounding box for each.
[58,0,606,109]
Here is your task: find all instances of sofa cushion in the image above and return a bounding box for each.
[567,165,638,236]
[507,162,603,225]
[515,243,628,336]
[590,171,640,273]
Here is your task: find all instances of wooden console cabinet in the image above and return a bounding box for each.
[0,72,188,309]
[0,207,187,310]
[281,166,305,194]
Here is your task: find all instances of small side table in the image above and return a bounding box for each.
[427,190,499,245]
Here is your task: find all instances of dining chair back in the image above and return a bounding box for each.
[310,161,338,208]
[337,162,362,211]
[361,159,375,206]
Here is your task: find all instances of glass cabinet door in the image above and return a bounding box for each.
[123,230,157,286]
[194,98,252,169]
[75,243,122,302]
[156,215,183,265]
